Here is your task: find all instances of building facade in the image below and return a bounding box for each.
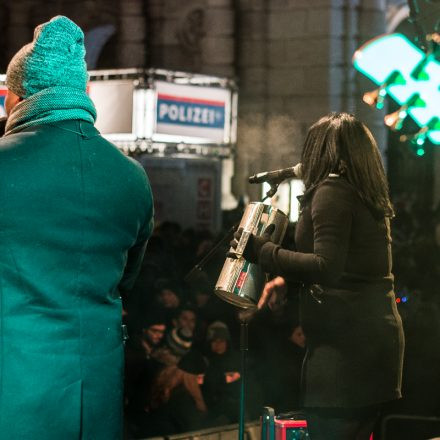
[1,0,438,206]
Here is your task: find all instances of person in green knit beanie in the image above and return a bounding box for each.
[4,15,96,134]
[0,16,154,440]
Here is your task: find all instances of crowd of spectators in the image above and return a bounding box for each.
[384,194,440,438]
[122,195,440,439]
[122,217,305,439]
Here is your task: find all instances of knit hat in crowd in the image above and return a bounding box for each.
[178,349,208,375]
[166,327,193,357]
[206,321,230,342]
[6,16,88,98]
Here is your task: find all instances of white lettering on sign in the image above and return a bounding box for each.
[158,102,220,127]
[168,105,179,120]
[193,107,201,124]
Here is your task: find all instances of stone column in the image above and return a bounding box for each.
[235,0,356,200]
[147,0,206,72]
[234,0,268,200]
[355,0,388,162]
[200,0,235,78]
[118,0,146,67]
[146,0,164,67]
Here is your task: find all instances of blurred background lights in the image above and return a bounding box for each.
[353,33,440,147]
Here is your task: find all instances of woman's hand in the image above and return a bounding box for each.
[228,224,275,264]
[258,276,287,310]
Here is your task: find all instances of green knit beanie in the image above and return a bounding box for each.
[6,16,88,98]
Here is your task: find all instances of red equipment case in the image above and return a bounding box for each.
[261,407,309,440]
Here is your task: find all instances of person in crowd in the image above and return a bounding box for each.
[189,277,240,347]
[399,293,440,416]
[202,321,242,425]
[124,310,168,434]
[231,112,404,440]
[276,322,306,412]
[125,310,167,398]
[153,325,194,366]
[380,292,440,439]
[152,277,182,327]
[140,314,167,356]
[250,298,305,413]
[290,323,305,347]
[157,221,183,254]
[134,350,209,438]
[193,281,212,309]
[0,16,154,439]
[155,279,182,309]
[172,303,198,335]
[123,234,179,330]
[172,303,209,350]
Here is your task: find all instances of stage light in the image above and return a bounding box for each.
[362,70,406,109]
[399,131,427,152]
[384,93,426,130]
[353,33,440,145]
[399,116,440,148]
[363,88,386,109]
[403,133,427,156]
[414,141,426,155]
[384,109,406,130]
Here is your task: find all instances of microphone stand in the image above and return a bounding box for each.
[185,181,281,440]
[237,181,279,440]
[238,316,249,440]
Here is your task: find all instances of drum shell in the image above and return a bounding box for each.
[215,202,288,309]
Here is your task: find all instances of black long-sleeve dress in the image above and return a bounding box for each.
[258,176,404,408]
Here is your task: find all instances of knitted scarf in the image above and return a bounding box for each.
[4,86,97,136]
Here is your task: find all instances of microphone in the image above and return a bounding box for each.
[248,163,302,184]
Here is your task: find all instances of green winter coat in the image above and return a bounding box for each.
[0,120,154,439]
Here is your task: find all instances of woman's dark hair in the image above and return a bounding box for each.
[300,112,394,218]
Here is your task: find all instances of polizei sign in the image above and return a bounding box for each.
[157,94,225,129]
[154,81,231,144]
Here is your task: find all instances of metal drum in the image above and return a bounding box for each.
[215,202,288,309]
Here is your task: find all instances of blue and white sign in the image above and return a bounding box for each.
[157,94,225,129]
[154,81,231,144]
